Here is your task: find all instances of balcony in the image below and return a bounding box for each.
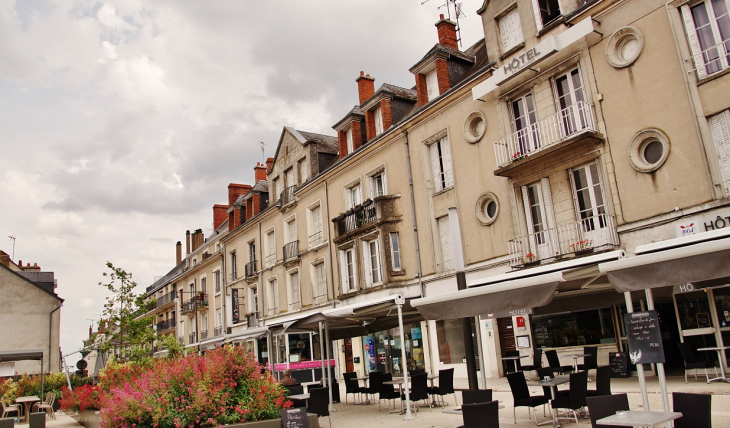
[155,290,176,309]
[308,230,323,247]
[280,185,296,207]
[247,314,259,327]
[214,326,222,336]
[178,336,185,344]
[283,240,299,262]
[200,330,208,340]
[189,332,197,344]
[265,252,276,268]
[156,317,176,333]
[494,102,602,176]
[180,294,209,315]
[245,260,257,278]
[508,213,619,268]
[333,201,377,237]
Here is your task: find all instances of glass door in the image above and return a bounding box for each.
[555,68,587,136]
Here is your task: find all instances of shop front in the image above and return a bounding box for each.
[361,322,426,375]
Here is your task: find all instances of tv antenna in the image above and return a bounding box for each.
[421,0,466,47]
[7,235,16,260]
[260,141,266,164]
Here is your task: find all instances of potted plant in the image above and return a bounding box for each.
[512,151,525,162]
[570,239,594,256]
[521,252,538,266]
[362,198,373,207]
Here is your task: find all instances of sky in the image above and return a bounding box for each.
[0,0,487,365]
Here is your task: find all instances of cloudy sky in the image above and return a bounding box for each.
[0,0,487,362]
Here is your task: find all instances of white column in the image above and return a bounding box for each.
[397,296,415,420]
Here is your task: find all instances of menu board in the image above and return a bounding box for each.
[609,352,629,378]
[623,310,665,364]
[280,407,310,428]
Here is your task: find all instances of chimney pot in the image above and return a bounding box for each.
[356,72,376,104]
[440,13,444,19]
[436,14,459,50]
[176,241,182,265]
[186,230,191,255]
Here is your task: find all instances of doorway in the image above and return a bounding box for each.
[344,338,354,373]
[498,317,516,374]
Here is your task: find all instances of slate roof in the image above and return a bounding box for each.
[409,43,476,73]
[332,105,366,130]
[298,130,338,151]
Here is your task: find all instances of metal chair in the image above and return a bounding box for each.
[427,368,457,407]
[587,366,612,397]
[506,370,549,425]
[520,348,543,380]
[307,387,331,427]
[545,349,572,375]
[0,399,19,421]
[461,400,500,428]
[32,393,56,420]
[586,393,629,428]
[550,370,588,426]
[401,373,429,413]
[378,373,401,412]
[343,372,365,404]
[677,342,717,383]
[461,389,492,405]
[673,392,711,428]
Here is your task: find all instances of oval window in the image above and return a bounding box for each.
[629,129,670,173]
[476,193,499,225]
[464,111,487,143]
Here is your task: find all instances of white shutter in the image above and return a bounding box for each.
[521,185,539,256]
[438,216,454,270]
[273,280,279,312]
[363,241,373,286]
[375,106,384,134]
[681,4,708,79]
[441,138,454,188]
[531,0,544,32]
[430,142,443,192]
[340,251,349,294]
[426,69,439,101]
[313,206,322,234]
[540,178,557,230]
[710,110,730,196]
[373,239,383,282]
[346,128,354,153]
[288,220,297,243]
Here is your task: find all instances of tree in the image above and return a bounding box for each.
[93,262,156,361]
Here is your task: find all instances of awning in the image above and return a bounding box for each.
[227,326,269,342]
[598,229,730,292]
[0,350,44,362]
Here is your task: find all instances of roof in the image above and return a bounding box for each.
[332,105,365,130]
[297,130,339,151]
[0,350,44,362]
[409,43,476,74]
[145,261,185,294]
[0,263,63,302]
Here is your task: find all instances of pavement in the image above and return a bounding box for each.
[32,373,730,427]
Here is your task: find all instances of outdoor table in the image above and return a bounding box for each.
[289,393,310,408]
[502,355,522,373]
[390,374,440,406]
[596,411,682,427]
[15,396,40,424]
[565,353,589,373]
[527,376,570,427]
[301,381,321,392]
[697,346,730,383]
[442,401,505,414]
[355,376,372,405]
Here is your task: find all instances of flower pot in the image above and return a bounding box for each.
[362,199,373,207]
[77,410,102,428]
[575,248,594,257]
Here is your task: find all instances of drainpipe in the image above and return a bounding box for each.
[49,303,62,372]
[258,220,264,328]
[221,242,227,342]
[324,181,337,308]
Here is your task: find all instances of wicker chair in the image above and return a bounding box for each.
[507,370,549,425]
[461,389,492,405]
[673,392,711,428]
[307,387,331,427]
[460,400,500,428]
[586,393,629,428]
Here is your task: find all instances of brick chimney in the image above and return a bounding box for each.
[228,183,252,206]
[254,162,267,183]
[176,241,182,265]
[186,230,191,255]
[356,71,375,105]
[266,157,274,174]
[213,204,228,230]
[436,14,458,50]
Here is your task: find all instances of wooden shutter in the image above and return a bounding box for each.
[312,205,322,234]
[681,4,708,79]
[438,216,454,270]
[340,251,350,294]
[540,178,556,230]
[362,241,373,286]
[531,0,544,32]
[426,69,439,101]
[710,110,730,196]
[441,138,455,188]
[521,185,539,256]
[430,142,443,192]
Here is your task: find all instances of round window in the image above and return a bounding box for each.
[464,111,487,143]
[628,129,670,173]
[605,26,644,68]
[476,193,499,225]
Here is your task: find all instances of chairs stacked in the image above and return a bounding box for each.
[401,373,429,413]
[586,392,629,428]
[378,373,401,412]
[577,347,598,376]
[677,342,717,383]
[0,398,19,421]
[545,350,572,375]
[307,387,331,427]
[520,348,543,380]
[343,372,365,404]
[673,392,711,428]
[461,389,492,405]
[32,393,56,420]
[460,400,500,428]
[550,370,588,426]
[361,371,383,405]
[427,368,457,407]
[507,370,549,424]
[587,366,612,397]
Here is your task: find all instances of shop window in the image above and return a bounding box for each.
[257,337,269,365]
[287,333,312,363]
[532,307,616,348]
[435,319,478,364]
[676,290,713,330]
[714,286,730,328]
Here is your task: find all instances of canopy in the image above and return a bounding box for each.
[227,326,269,342]
[0,350,44,362]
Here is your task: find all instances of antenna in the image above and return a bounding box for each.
[420,0,466,47]
[7,235,16,260]
[260,141,266,164]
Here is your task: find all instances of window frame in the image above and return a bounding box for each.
[389,232,402,272]
[339,245,359,294]
[287,269,301,311]
[307,202,323,247]
[429,137,455,193]
[265,228,276,268]
[362,236,384,287]
[497,6,525,54]
[681,0,730,78]
[311,259,328,305]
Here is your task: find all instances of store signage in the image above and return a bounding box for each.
[273,359,336,371]
[231,289,240,324]
[609,352,629,378]
[281,408,310,428]
[491,308,532,318]
[623,310,665,364]
[673,283,697,294]
[674,210,730,237]
[499,39,557,83]
[516,316,526,329]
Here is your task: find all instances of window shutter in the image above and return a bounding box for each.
[313,206,322,233]
[441,138,455,188]
[531,0,543,32]
[426,69,439,101]
[681,4,708,79]
[374,239,383,281]
[710,110,730,196]
[521,185,539,256]
[438,216,454,270]
[273,281,279,312]
[430,142,443,192]
[540,178,557,230]
[339,251,350,293]
[363,241,373,286]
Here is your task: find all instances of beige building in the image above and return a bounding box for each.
[0,253,63,375]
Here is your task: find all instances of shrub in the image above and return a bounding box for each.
[59,384,102,412]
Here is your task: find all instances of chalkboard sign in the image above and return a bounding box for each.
[280,407,310,428]
[623,310,665,364]
[609,352,629,378]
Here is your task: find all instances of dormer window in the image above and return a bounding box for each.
[346,127,354,153]
[374,106,384,135]
[426,69,439,101]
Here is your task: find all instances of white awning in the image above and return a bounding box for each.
[226,326,269,342]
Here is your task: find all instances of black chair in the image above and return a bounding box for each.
[307,387,331,427]
[520,348,543,380]
[545,349,572,375]
[285,384,306,408]
[28,413,45,428]
[0,418,14,428]
[409,368,426,377]
[427,368,457,407]
[673,392,711,428]
[577,347,598,376]
[586,393,629,428]
[401,373,429,413]
[378,373,401,412]
[550,370,588,426]
[460,400,499,428]
[677,342,717,383]
[361,371,383,404]
[506,370,549,425]
[587,366,612,397]
[343,372,365,404]
[505,350,523,373]
[461,389,492,405]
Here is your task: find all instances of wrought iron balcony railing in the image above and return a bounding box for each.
[283,240,299,262]
[156,317,176,333]
[280,185,296,206]
[155,290,177,309]
[200,330,208,340]
[180,294,209,315]
[333,202,377,236]
[214,327,222,337]
[247,314,259,327]
[189,332,197,344]
[245,260,257,278]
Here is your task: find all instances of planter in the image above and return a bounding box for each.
[575,248,594,257]
[332,214,345,222]
[77,410,102,428]
[522,260,540,267]
[75,410,320,428]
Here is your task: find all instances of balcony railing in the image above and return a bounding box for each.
[214,326,222,337]
[155,290,177,309]
[508,213,619,268]
[230,268,238,282]
[180,294,209,315]
[494,101,598,168]
[283,240,299,262]
[280,186,296,206]
[200,330,208,340]
[247,314,259,327]
[156,317,176,333]
[245,260,257,278]
[334,202,377,236]
[178,336,185,344]
[189,332,197,344]
[312,287,327,306]
[308,230,323,247]
[265,252,276,268]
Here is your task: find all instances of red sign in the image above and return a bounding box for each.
[516,316,525,329]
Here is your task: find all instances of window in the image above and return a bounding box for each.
[389,232,402,271]
[200,277,207,295]
[284,167,295,189]
[371,172,386,199]
[265,230,276,267]
[374,106,384,135]
[363,238,383,287]
[298,157,308,184]
[476,193,500,226]
[463,111,487,143]
[437,216,455,271]
[499,8,524,52]
[628,129,671,173]
[271,177,279,202]
[555,69,588,137]
[710,110,730,196]
[287,270,301,311]
[430,137,454,192]
[189,280,196,295]
[267,278,279,316]
[214,270,221,293]
[521,179,555,260]
[230,251,237,281]
[435,319,478,364]
[340,247,358,293]
[250,286,259,318]
[426,69,439,102]
[346,127,354,153]
[532,307,615,348]
[216,309,221,328]
[312,261,327,305]
[0,362,15,377]
[532,0,561,30]
[682,0,730,78]
[346,183,362,209]
[286,218,297,244]
[202,313,208,332]
[308,204,323,247]
[570,163,608,235]
[511,92,540,156]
